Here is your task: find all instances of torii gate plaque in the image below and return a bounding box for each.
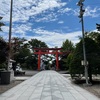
[34,48,63,70]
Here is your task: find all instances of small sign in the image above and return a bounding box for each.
[81,60,88,66]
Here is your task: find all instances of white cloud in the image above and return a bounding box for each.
[11,23,32,38]
[1,0,99,48]
[37,0,66,10]
[84,6,100,17]
[58,21,64,24]
[73,6,100,18]
[1,23,32,39]
[1,26,9,33]
[1,24,81,48]
[29,28,81,47]
[58,7,72,14]
[0,0,67,23]
[90,29,100,33]
[35,12,58,22]
[0,26,82,47]
[73,8,79,16]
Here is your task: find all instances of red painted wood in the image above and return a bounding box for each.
[38,50,41,70]
[33,48,69,70]
[56,50,59,70]
[34,51,63,55]
[34,48,62,50]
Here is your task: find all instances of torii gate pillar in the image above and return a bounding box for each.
[38,50,41,70]
[56,50,59,70]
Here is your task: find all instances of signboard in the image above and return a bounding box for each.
[81,60,88,66]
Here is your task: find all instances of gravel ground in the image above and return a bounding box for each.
[0,80,23,94]
[81,84,100,98]
[70,78,100,98]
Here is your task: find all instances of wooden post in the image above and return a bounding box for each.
[56,50,59,70]
[38,50,41,70]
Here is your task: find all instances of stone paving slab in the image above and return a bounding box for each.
[0,71,100,100]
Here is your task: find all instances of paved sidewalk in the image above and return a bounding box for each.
[0,71,99,100]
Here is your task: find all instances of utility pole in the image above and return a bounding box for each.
[77,0,89,85]
[7,0,13,71]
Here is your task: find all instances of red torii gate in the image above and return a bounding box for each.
[34,48,63,70]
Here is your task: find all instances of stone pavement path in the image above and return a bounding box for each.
[0,71,99,100]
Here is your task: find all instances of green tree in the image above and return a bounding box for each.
[11,37,27,54]
[66,53,73,71]
[24,54,37,70]
[28,39,48,69]
[28,39,48,52]
[87,32,100,46]
[69,37,100,82]
[0,38,9,68]
[61,39,75,52]
[14,47,31,69]
[11,37,31,69]
[0,17,5,31]
[60,39,74,70]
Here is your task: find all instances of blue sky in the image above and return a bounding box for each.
[0,0,100,47]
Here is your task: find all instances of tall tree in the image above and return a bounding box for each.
[0,38,9,67]
[11,37,31,69]
[14,47,31,68]
[11,37,27,59]
[87,32,100,45]
[69,37,100,82]
[59,39,74,70]
[61,39,75,52]
[28,39,48,69]
[28,39,48,52]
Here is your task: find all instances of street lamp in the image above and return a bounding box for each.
[7,0,13,71]
[77,0,89,85]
